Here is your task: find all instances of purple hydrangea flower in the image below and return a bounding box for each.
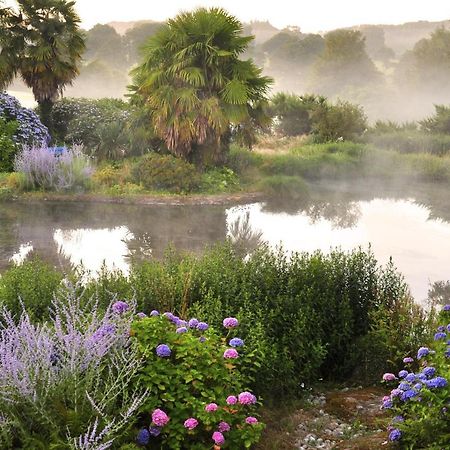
[197,322,209,331]
[226,395,237,405]
[390,388,402,398]
[382,399,393,409]
[152,409,170,426]
[224,348,239,359]
[148,426,161,437]
[223,317,239,328]
[176,319,188,327]
[156,344,171,358]
[443,305,450,311]
[176,327,188,334]
[112,301,129,314]
[392,416,404,423]
[188,318,199,328]
[184,418,198,430]
[229,337,244,347]
[136,312,147,319]
[205,403,218,412]
[403,357,414,364]
[383,373,397,381]
[245,416,259,424]
[212,431,225,445]
[163,312,175,321]
[218,421,231,432]
[150,310,160,316]
[199,336,206,343]
[238,391,257,405]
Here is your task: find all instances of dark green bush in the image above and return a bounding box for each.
[0,258,63,320]
[131,153,201,193]
[226,145,263,175]
[0,118,18,172]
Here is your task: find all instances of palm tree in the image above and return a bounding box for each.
[0,0,85,132]
[130,8,272,164]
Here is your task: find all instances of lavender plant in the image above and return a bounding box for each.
[0,92,49,146]
[14,144,94,191]
[0,284,146,449]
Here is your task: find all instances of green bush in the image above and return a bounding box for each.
[381,305,449,448]
[226,146,263,175]
[310,100,368,143]
[131,153,201,193]
[0,258,63,321]
[258,175,309,201]
[420,104,450,134]
[0,118,18,172]
[131,313,264,448]
[200,168,240,193]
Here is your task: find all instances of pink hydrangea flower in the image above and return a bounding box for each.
[238,391,256,405]
[245,416,259,424]
[382,373,397,382]
[151,408,169,426]
[223,317,239,328]
[218,421,231,432]
[226,395,237,405]
[205,402,218,412]
[184,418,198,430]
[212,431,225,445]
[223,348,239,359]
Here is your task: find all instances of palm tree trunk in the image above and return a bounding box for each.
[38,98,54,140]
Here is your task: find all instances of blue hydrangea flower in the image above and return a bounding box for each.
[414,383,423,391]
[422,367,436,378]
[400,389,417,401]
[382,399,393,409]
[398,381,410,391]
[176,319,188,327]
[434,332,447,341]
[443,305,450,311]
[425,377,448,389]
[437,326,445,332]
[136,428,150,445]
[156,344,171,358]
[417,347,430,359]
[148,426,161,437]
[389,428,401,441]
[176,327,188,334]
[398,370,408,378]
[392,416,404,423]
[150,310,160,316]
[405,373,416,383]
[188,318,199,328]
[229,337,244,347]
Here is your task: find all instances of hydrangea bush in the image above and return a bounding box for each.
[131,312,264,449]
[0,92,49,146]
[0,286,146,449]
[382,304,450,448]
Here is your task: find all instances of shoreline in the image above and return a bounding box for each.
[3,191,265,206]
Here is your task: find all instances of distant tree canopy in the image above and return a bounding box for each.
[0,0,85,131]
[130,7,272,165]
[310,29,381,96]
[420,105,450,134]
[123,22,163,65]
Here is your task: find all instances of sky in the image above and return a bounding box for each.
[68,0,449,32]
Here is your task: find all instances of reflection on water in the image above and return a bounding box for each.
[1,185,450,303]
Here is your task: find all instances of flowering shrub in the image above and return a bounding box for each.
[131,312,264,448]
[382,305,450,448]
[0,287,146,449]
[14,144,94,191]
[0,92,49,146]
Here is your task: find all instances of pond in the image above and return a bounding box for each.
[1,182,450,303]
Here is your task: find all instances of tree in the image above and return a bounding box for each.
[0,0,85,133]
[123,22,163,66]
[310,29,381,96]
[130,8,272,165]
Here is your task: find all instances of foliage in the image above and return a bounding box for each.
[14,144,94,192]
[225,145,263,175]
[258,175,309,201]
[420,104,450,135]
[0,117,18,172]
[381,305,450,448]
[51,97,131,156]
[0,258,63,321]
[131,153,201,193]
[131,312,264,448]
[200,167,240,193]
[0,92,50,146]
[130,7,272,164]
[0,289,146,449]
[0,0,86,131]
[309,100,368,143]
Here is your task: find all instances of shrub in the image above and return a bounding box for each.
[258,175,309,201]
[381,305,450,448]
[226,145,263,175]
[14,144,94,192]
[131,312,264,448]
[0,258,63,321]
[0,92,49,146]
[200,168,240,193]
[0,118,18,172]
[310,100,368,143]
[0,290,146,449]
[51,98,131,157]
[420,104,450,134]
[131,153,200,193]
